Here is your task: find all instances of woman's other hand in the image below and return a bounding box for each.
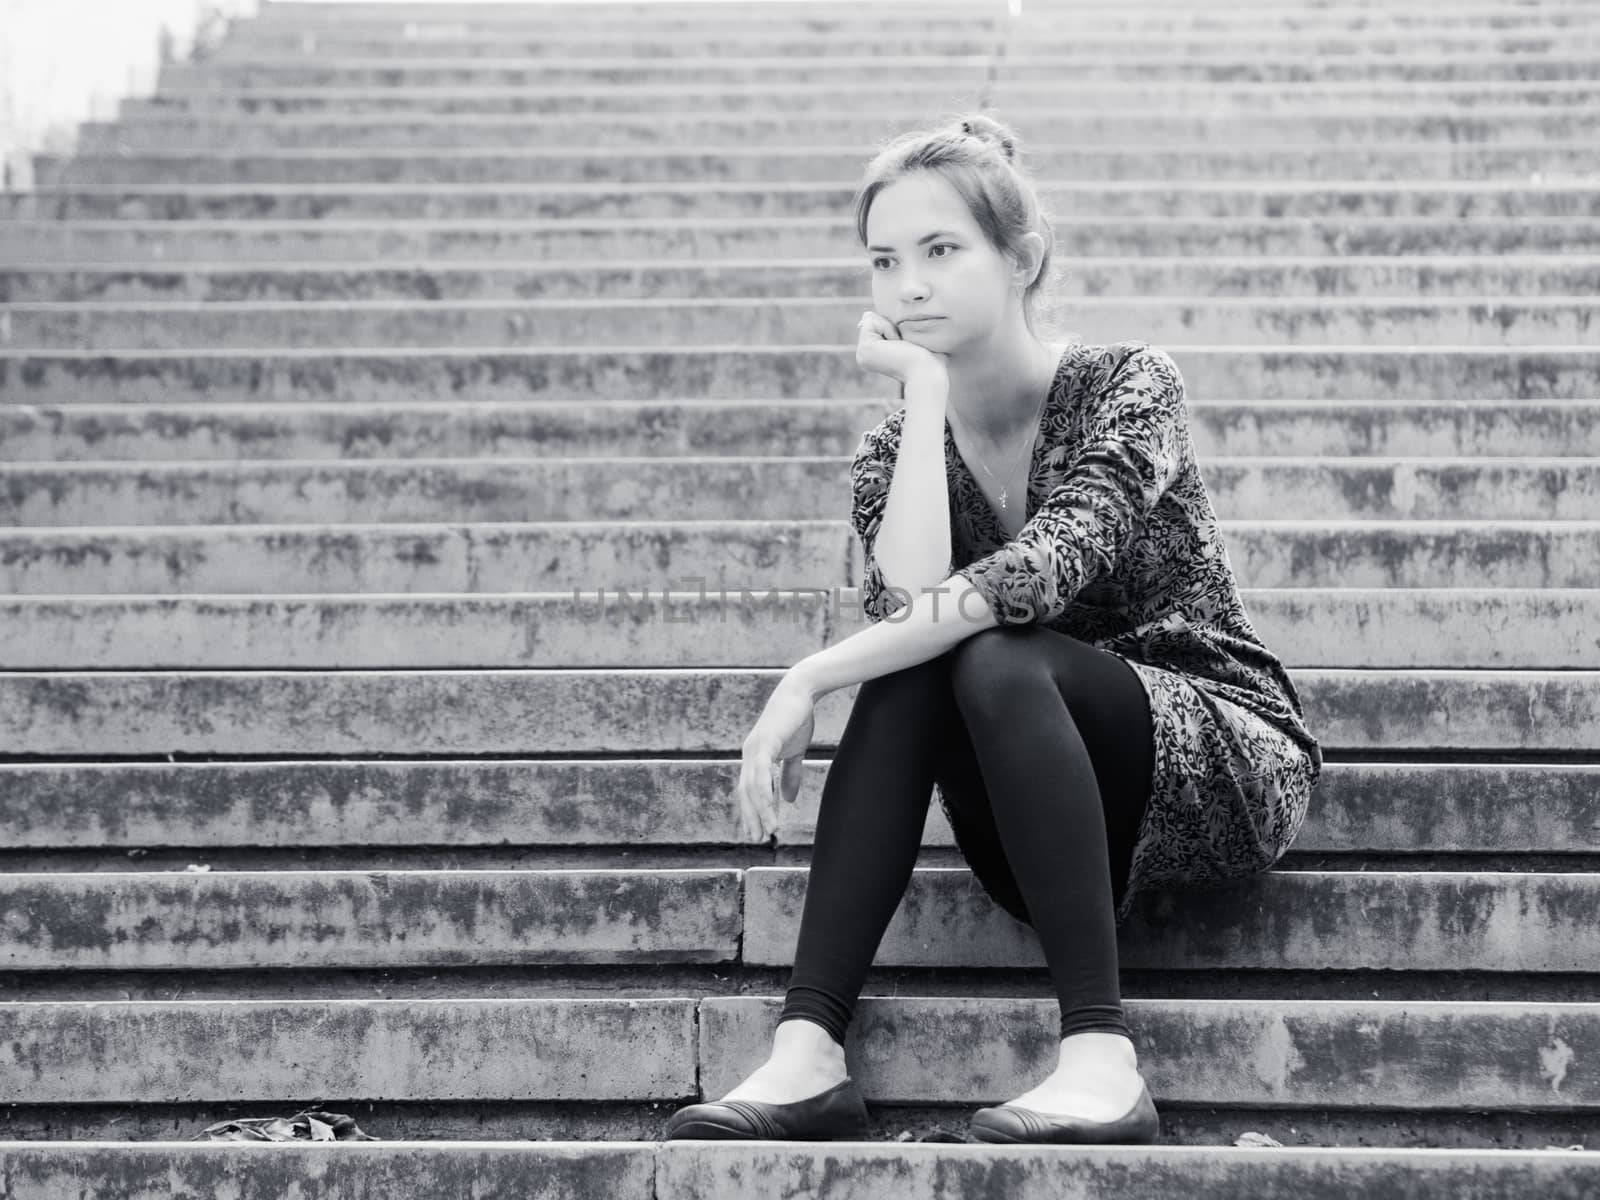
[855,309,949,387]
[736,671,817,843]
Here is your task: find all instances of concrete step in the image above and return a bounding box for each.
[214,23,1600,56]
[995,52,1600,84]
[0,520,852,595]
[3,758,1593,855]
[3,520,1590,595]
[188,33,1600,68]
[128,79,1600,116]
[0,994,1594,1114]
[4,256,1594,302]
[4,588,1598,670]
[243,0,1600,22]
[11,181,1600,222]
[0,1143,1595,1200]
[212,34,1019,62]
[219,6,1600,39]
[9,400,1594,462]
[5,867,1598,973]
[155,53,1600,89]
[234,9,1600,39]
[6,456,1597,525]
[4,347,1596,404]
[7,297,1598,349]
[79,109,1600,151]
[2,668,1598,755]
[32,142,1600,186]
[10,216,1598,263]
[246,0,997,22]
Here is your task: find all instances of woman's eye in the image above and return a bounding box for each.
[871,244,955,270]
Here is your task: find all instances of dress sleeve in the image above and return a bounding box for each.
[849,422,910,621]
[952,345,1188,626]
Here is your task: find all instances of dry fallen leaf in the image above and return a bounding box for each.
[1234,1131,1284,1148]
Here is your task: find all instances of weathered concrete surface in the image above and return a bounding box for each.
[697,997,1600,1107]
[4,216,1596,262]
[0,1143,656,1200]
[0,869,741,969]
[5,257,1592,302]
[4,868,1595,973]
[149,55,1600,90]
[0,759,762,849]
[8,297,1599,348]
[206,32,1010,62]
[0,593,831,668]
[81,110,1600,151]
[237,0,1598,26]
[201,30,1600,62]
[1,760,1596,854]
[0,521,850,595]
[0,457,863,525]
[3,520,1595,595]
[123,79,1600,118]
[1215,520,1600,588]
[662,1145,1600,1199]
[3,589,1596,668]
[3,669,1600,754]
[5,346,1596,403]
[1,1143,1595,1200]
[106,86,1600,124]
[0,996,1593,1107]
[31,143,1600,187]
[201,15,1600,56]
[8,400,1598,461]
[245,0,986,23]
[11,180,1600,222]
[6,457,1596,524]
[744,869,1600,973]
[0,998,697,1102]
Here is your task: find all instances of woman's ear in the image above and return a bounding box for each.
[1014,232,1047,290]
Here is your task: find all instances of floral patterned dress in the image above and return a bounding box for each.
[849,339,1324,926]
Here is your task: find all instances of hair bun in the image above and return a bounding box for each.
[957,115,1017,163]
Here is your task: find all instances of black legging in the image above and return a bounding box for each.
[777,624,1156,1048]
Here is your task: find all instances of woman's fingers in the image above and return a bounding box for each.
[737,752,758,841]
[778,753,805,808]
[737,741,774,842]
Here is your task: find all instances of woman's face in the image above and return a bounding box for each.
[865,172,1017,350]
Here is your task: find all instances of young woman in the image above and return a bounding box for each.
[667,114,1323,1145]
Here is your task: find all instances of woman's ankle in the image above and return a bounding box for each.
[1059,1029,1138,1067]
[773,1016,847,1064]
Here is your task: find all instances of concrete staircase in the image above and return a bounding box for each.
[3,0,1598,1193]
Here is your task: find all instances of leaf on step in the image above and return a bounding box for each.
[1234,1131,1284,1148]
[191,1109,380,1142]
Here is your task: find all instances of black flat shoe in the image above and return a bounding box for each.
[664,1076,871,1141]
[967,1079,1160,1145]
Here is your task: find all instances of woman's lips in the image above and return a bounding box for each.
[901,317,943,325]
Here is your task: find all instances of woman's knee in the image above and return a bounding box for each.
[949,627,1053,715]
[853,652,952,717]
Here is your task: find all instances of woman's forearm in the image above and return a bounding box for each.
[792,572,1000,700]
[874,369,955,595]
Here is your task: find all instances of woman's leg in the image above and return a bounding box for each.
[934,624,1156,1121]
[702,653,957,1105]
[754,625,1153,1113]
[777,652,960,1047]
[945,625,1155,1044]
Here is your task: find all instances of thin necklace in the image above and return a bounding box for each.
[950,387,1048,512]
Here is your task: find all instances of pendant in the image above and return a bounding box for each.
[998,488,1008,509]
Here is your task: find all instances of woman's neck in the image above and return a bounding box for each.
[946,337,1066,445]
